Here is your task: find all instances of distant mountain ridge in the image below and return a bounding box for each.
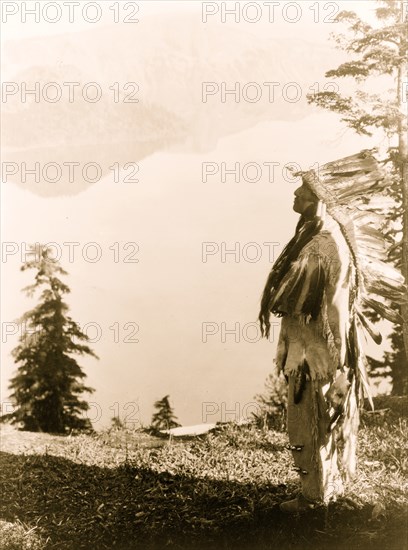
[2,15,343,196]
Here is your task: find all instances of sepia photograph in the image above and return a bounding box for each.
[0,1,407,548]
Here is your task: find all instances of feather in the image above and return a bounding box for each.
[356,227,386,241]
[359,356,374,411]
[356,307,382,345]
[354,221,385,237]
[299,150,406,328]
[270,252,327,320]
[362,296,403,324]
[340,378,360,480]
[318,150,378,176]
[335,176,384,202]
[350,210,384,227]
[269,255,309,312]
[357,196,396,211]
[358,246,386,261]
[351,319,374,410]
[363,262,406,298]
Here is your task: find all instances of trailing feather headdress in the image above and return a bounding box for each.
[296,150,407,477]
[258,149,406,481]
[297,149,406,329]
[259,149,406,344]
[296,149,407,415]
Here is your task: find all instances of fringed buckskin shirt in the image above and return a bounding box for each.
[275,216,353,381]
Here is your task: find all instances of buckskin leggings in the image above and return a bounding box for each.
[287,375,344,503]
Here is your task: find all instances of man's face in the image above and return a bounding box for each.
[293,182,318,214]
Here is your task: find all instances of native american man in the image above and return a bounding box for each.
[258,150,405,513]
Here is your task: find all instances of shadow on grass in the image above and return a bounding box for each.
[0,451,405,550]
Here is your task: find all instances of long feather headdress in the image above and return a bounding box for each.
[295,149,406,327]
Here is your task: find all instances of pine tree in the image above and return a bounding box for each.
[252,371,288,431]
[5,245,97,433]
[369,323,407,394]
[110,416,125,430]
[307,0,408,392]
[151,395,180,431]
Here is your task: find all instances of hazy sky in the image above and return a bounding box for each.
[1,1,392,429]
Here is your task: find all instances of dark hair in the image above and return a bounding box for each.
[258,208,323,338]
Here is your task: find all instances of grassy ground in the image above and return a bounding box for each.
[0,397,407,550]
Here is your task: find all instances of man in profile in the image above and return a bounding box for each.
[258,151,404,512]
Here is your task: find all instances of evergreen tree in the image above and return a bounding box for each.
[369,323,407,394]
[252,371,288,431]
[151,395,180,431]
[307,0,407,392]
[4,245,97,433]
[110,416,125,430]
